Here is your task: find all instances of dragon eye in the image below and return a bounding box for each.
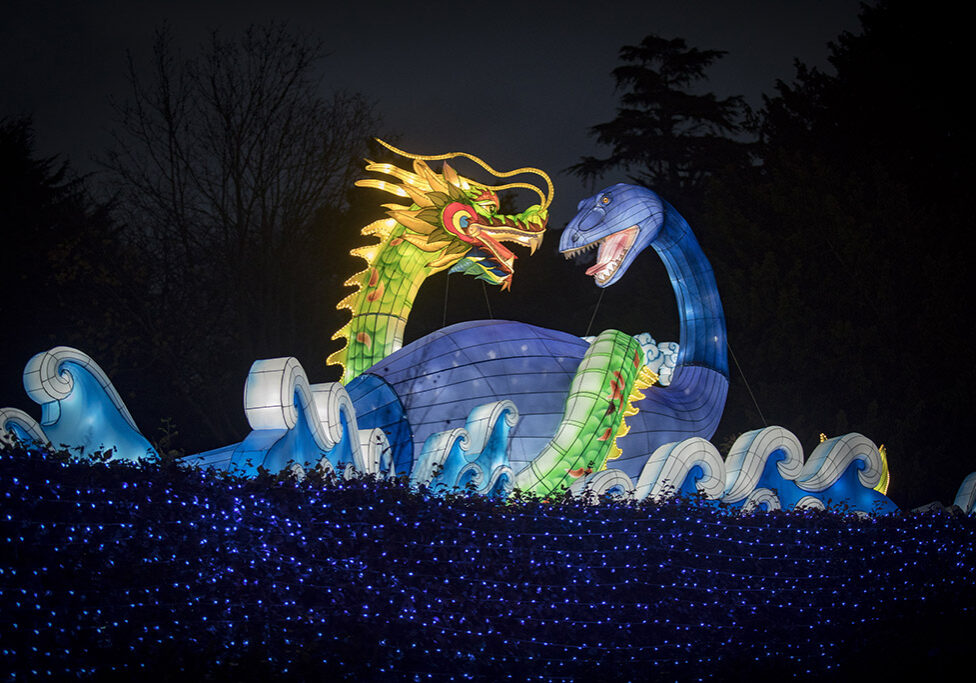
[600,195,611,205]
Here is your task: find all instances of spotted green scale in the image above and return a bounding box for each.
[331,223,444,384]
[515,329,652,496]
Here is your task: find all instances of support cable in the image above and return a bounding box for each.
[727,339,767,426]
[481,281,493,319]
[442,273,450,328]
[584,289,606,338]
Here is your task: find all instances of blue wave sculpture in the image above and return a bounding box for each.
[11,347,156,461]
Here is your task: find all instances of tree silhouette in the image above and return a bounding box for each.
[706,0,973,506]
[1,117,84,343]
[0,117,140,412]
[101,24,379,446]
[760,0,970,200]
[568,34,750,206]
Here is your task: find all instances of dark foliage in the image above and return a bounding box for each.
[2,442,974,681]
[568,34,750,208]
[0,117,146,414]
[704,0,974,507]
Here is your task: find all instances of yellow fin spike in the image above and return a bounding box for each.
[350,243,381,265]
[399,183,436,208]
[621,399,642,418]
[355,178,409,198]
[361,218,395,239]
[442,161,462,188]
[637,365,659,387]
[343,268,369,287]
[336,293,359,310]
[413,159,450,194]
[388,209,437,234]
[326,342,348,369]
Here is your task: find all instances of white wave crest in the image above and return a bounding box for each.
[723,427,804,503]
[797,433,885,492]
[0,407,49,446]
[953,472,976,514]
[242,357,376,475]
[24,346,139,432]
[633,437,725,501]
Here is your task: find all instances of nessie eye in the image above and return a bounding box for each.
[600,195,611,205]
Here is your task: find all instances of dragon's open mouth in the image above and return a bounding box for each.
[466,220,546,288]
[435,195,546,288]
[561,226,638,284]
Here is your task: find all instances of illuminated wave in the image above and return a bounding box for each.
[10,347,156,461]
[572,426,898,514]
[0,407,49,446]
[186,356,392,477]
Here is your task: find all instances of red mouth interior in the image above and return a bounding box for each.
[585,227,638,279]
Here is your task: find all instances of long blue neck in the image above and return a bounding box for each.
[652,201,728,378]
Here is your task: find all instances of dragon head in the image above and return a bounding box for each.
[559,184,664,288]
[356,141,551,290]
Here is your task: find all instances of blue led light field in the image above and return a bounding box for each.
[2,443,973,680]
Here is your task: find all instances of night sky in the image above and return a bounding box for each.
[3,0,863,226]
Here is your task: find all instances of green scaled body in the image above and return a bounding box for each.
[330,219,447,384]
[515,330,656,496]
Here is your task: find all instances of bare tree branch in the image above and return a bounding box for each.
[100,22,379,444]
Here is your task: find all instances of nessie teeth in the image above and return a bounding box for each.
[562,237,606,259]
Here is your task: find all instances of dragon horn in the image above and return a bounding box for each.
[376,138,554,211]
